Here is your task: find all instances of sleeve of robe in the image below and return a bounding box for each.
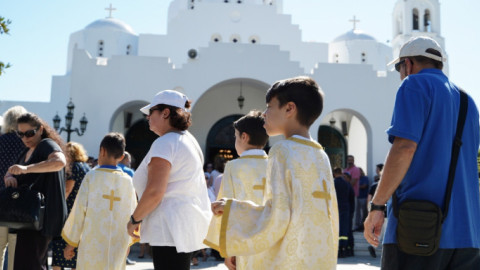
[61,172,90,247]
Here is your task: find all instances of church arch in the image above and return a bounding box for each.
[206,114,242,162]
[318,125,347,169]
[124,119,158,169]
[320,109,373,175]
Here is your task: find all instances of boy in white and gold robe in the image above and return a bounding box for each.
[209,76,339,270]
[205,111,269,270]
[62,133,138,270]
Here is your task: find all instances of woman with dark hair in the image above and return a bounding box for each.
[4,112,67,270]
[127,90,212,270]
[51,142,90,270]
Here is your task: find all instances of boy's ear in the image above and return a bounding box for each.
[241,132,249,143]
[284,101,297,118]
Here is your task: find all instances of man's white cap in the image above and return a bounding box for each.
[140,90,188,115]
[387,36,447,67]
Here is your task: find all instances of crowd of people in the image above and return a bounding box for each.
[0,36,479,270]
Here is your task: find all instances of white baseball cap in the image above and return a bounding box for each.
[388,36,446,67]
[140,90,188,115]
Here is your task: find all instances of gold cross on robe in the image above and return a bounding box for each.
[102,189,121,211]
[253,177,266,194]
[312,179,331,217]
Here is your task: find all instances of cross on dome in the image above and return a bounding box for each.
[349,15,360,30]
[105,3,117,18]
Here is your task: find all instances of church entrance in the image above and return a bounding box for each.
[124,119,158,169]
[318,125,347,170]
[205,114,243,163]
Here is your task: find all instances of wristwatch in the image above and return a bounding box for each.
[369,201,386,212]
[130,215,142,225]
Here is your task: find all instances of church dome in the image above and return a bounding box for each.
[85,18,136,35]
[332,29,377,43]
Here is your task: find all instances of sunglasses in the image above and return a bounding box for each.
[16,128,38,138]
[148,108,162,116]
[395,59,406,72]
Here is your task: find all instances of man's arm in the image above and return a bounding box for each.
[364,137,417,246]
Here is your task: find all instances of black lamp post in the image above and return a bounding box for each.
[53,99,88,142]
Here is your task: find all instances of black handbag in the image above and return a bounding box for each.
[0,184,45,231]
[393,90,468,256]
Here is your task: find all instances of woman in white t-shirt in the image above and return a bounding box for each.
[127,90,212,270]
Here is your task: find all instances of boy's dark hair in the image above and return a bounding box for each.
[333,167,343,175]
[151,100,192,131]
[376,163,384,172]
[100,132,126,159]
[233,110,268,147]
[265,76,323,127]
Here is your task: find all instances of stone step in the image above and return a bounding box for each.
[352,232,382,257]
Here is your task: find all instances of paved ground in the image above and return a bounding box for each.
[125,244,381,270]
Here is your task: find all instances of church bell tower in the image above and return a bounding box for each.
[391,0,446,63]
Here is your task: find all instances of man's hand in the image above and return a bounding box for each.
[127,221,141,239]
[363,210,385,247]
[211,199,226,215]
[64,244,75,260]
[225,256,236,270]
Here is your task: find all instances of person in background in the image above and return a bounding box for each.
[343,172,355,257]
[51,142,90,270]
[333,168,354,258]
[0,106,27,270]
[5,112,67,270]
[211,157,225,197]
[367,163,384,258]
[354,168,369,232]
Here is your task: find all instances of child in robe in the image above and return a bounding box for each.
[62,133,138,269]
[207,76,339,269]
[204,110,269,270]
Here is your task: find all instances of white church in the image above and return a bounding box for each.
[0,0,447,174]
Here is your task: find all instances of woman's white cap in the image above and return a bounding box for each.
[140,90,188,115]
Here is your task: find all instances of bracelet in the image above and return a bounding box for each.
[130,215,142,225]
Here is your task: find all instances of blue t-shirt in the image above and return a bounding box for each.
[384,69,480,249]
[118,163,134,177]
[358,176,369,199]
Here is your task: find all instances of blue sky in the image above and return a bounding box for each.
[1,0,479,105]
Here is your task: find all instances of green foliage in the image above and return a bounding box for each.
[0,16,11,34]
[0,16,11,76]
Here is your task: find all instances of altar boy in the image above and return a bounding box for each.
[205,110,269,270]
[208,76,339,269]
[62,133,138,269]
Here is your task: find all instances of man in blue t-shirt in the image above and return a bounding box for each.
[363,36,480,269]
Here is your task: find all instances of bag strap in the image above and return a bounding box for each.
[393,89,468,222]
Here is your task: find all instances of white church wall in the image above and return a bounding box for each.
[347,116,368,172]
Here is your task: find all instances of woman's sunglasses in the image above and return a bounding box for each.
[16,128,38,138]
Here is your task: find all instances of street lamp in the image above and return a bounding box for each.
[53,99,88,142]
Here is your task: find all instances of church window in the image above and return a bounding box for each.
[249,35,260,44]
[98,40,104,57]
[335,53,339,63]
[424,10,432,32]
[126,45,132,55]
[224,0,229,3]
[211,34,222,43]
[361,52,366,63]
[412,9,419,30]
[231,35,241,43]
[237,0,242,3]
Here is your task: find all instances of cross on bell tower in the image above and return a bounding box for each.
[105,3,117,18]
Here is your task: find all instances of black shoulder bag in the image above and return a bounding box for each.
[0,181,45,231]
[393,90,468,256]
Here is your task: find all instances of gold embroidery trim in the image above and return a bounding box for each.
[238,155,268,160]
[287,137,323,149]
[61,230,79,248]
[219,199,233,258]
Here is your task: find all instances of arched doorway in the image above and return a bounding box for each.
[318,125,347,169]
[124,119,158,169]
[206,114,243,163]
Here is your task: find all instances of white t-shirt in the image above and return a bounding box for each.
[133,131,212,252]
